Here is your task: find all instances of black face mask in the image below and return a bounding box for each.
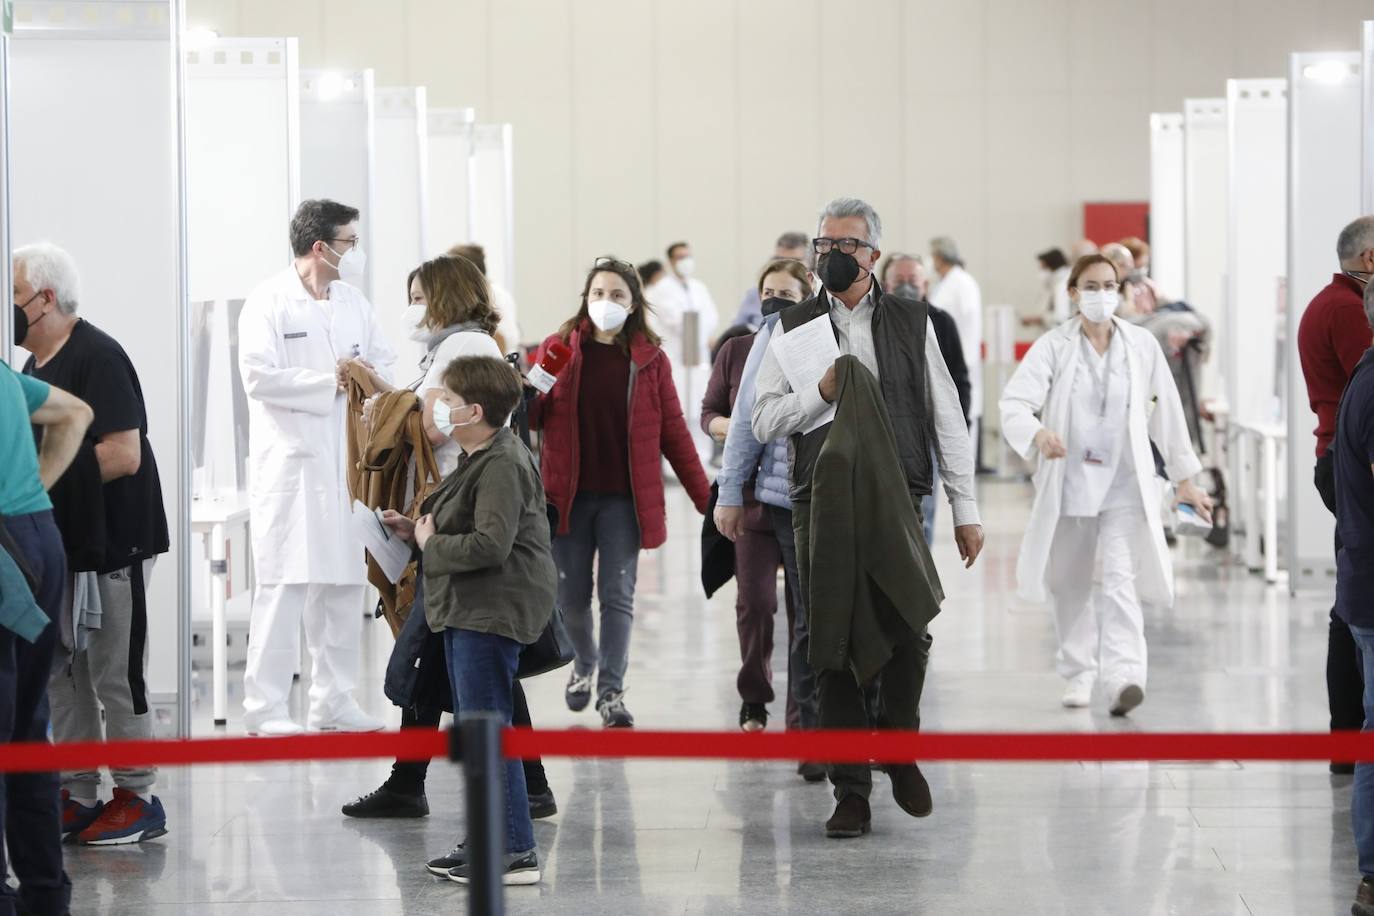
[817,251,864,293]
[760,296,793,318]
[12,304,28,347]
[893,283,922,301]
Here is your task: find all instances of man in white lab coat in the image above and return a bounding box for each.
[647,241,719,463]
[238,199,398,737]
[929,236,985,467]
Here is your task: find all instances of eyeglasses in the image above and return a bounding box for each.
[813,237,873,256]
[593,256,635,273]
[329,237,361,251]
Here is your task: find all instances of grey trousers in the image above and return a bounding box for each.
[49,559,157,794]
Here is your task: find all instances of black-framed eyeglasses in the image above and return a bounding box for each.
[593,256,635,273]
[813,237,873,256]
[329,237,361,251]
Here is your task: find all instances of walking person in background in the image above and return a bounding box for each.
[645,241,720,463]
[532,257,710,728]
[929,235,987,471]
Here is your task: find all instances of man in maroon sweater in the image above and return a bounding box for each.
[1297,215,1374,774]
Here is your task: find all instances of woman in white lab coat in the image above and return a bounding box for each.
[999,255,1212,716]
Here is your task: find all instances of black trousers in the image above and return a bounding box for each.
[0,512,72,916]
[1315,454,1365,734]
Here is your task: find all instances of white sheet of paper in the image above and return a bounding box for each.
[350,500,412,584]
[770,314,839,433]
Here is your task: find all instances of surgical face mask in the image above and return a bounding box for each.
[893,282,922,301]
[326,243,367,286]
[817,251,863,293]
[588,298,629,334]
[760,296,795,318]
[433,400,479,437]
[1077,289,1120,323]
[1128,268,1147,283]
[674,257,696,278]
[403,304,432,343]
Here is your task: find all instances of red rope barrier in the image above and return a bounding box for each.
[3,728,1374,773]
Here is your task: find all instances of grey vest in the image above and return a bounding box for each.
[778,284,933,502]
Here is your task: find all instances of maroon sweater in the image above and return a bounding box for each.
[1298,274,1372,457]
[576,338,631,494]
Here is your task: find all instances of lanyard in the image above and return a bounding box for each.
[1080,332,1114,420]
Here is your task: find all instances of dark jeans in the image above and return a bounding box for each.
[552,493,640,698]
[443,627,534,854]
[769,506,817,730]
[0,511,71,916]
[1316,454,1365,735]
[389,688,549,796]
[1349,623,1374,876]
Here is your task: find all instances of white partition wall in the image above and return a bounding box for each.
[8,0,189,733]
[1183,98,1228,407]
[1226,79,1289,432]
[301,68,376,303]
[1287,52,1363,592]
[373,86,428,370]
[427,107,476,257]
[1365,22,1374,212]
[472,123,516,296]
[1149,113,1186,301]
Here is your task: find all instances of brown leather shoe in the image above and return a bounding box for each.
[824,795,871,839]
[889,764,933,818]
[1355,877,1374,915]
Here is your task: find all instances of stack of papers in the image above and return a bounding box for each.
[349,500,413,583]
[769,314,840,433]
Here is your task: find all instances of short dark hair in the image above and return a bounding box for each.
[290,199,360,257]
[441,355,521,427]
[666,241,689,260]
[637,260,664,286]
[448,243,487,275]
[1037,248,1069,271]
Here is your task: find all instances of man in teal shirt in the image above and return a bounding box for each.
[0,358,90,916]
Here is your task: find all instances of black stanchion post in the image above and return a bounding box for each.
[455,714,506,916]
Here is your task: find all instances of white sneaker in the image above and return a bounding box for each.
[247,718,305,737]
[1109,684,1145,717]
[1061,673,1095,708]
[310,705,385,733]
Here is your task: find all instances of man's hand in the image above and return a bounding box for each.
[414,513,436,550]
[714,505,744,542]
[708,416,731,444]
[818,364,838,403]
[1033,428,1067,459]
[361,393,381,429]
[380,509,416,542]
[954,524,985,569]
[1175,480,1214,524]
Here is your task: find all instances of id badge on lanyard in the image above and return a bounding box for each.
[1080,337,1117,467]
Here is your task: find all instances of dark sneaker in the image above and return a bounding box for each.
[77,788,168,845]
[1355,876,1374,916]
[739,702,768,732]
[1109,684,1145,717]
[449,849,540,886]
[597,690,634,728]
[427,842,466,877]
[797,762,828,783]
[565,672,593,712]
[889,764,933,818]
[527,789,558,820]
[824,795,871,839]
[342,785,429,819]
[1334,762,1357,776]
[61,790,104,837]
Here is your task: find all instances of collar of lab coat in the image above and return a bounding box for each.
[276,263,341,302]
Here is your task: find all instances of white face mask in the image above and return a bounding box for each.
[403,304,431,343]
[1077,289,1120,324]
[674,257,696,278]
[327,244,367,286]
[588,299,629,334]
[433,400,479,437]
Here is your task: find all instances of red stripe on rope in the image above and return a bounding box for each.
[2,729,1374,773]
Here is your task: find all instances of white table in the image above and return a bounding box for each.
[191,492,252,726]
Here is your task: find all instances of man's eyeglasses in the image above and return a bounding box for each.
[813,237,873,256]
[330,237,361,251]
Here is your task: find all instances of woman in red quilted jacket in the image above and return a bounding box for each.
[530,256,710,727]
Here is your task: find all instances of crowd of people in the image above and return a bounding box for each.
[17,194,1368,904]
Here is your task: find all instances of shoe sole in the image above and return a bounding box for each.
[530,804,558,820]
[427,863,461,877]
[448,868,541,886]
[1110,685,1145,717]
[343,806,429,819]
[311,725,385,733]
[740,722,766,732]
[566,694,591,712]
[825,821,871,839]
[81,825,168,846]
[1062,697,1091,708]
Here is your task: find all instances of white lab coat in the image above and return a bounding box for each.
[238,265,398,585]
[930,265,984,419]
[999,317,1201,607]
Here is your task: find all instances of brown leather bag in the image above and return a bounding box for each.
[345,364,443,636]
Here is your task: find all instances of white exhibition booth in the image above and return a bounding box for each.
[373,86,429,372]
[1148,113,1185,304]
[471,123,517,297]
[1182,97,1228,407]
[426,106,477,258]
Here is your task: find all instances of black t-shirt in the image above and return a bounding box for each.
[1335,347,1374,628]
[26,320,169,572]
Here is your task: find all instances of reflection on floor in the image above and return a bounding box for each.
[65,480,1350,915]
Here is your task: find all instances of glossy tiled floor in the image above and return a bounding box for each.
[62,479,1355,915]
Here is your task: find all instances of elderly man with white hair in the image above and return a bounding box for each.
[928,235,986,466]
[15,241,171,846]
[754,197,984,839]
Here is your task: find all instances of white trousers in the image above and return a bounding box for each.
[243,582,365,727]
[1046,505,1149,692]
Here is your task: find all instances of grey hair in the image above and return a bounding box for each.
[929,236,963,267]
[1337,216,1374,264]
[14,242,80,315]
[818,197,882,248]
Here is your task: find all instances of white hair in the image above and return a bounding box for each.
[14,242,81,315]
[818,197,882,248]
[929,236,964,267]
[1338,216,1374,264]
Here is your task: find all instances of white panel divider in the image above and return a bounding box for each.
[1183,98,1228,409]
[1364,22,1374,212]
[472,123,516,297]
[1149,113,1186,303]
[373,86,428,373]
[426,106,476,258]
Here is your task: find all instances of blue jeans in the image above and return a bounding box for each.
[1351,622,1374,877]
[443,628,534,855]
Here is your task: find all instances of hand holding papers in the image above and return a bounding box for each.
[770,314,840,433]
[350,500,413,584]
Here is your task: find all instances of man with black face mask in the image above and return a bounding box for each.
[753,198,984,839]
[1297,214,1374,775]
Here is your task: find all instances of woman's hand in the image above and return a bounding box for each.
[360,393,381,429]
[708,416,731,444]
[380,509,416,542]
[714,504,743,542]
[414,514,437,550]
[1033,428,1067,459]
[1175,480,1214,524]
